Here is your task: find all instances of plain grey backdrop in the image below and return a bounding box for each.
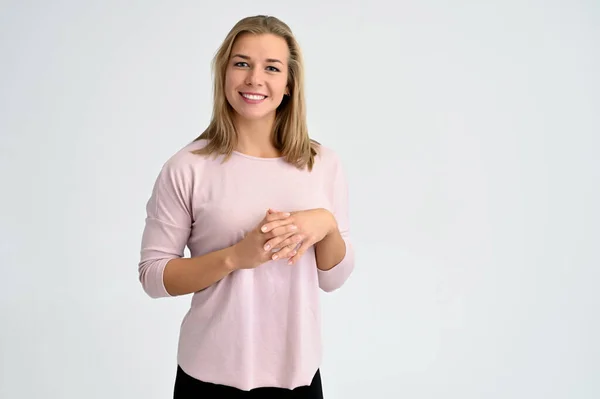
[1,1,598,398]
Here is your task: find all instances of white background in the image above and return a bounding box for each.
[1,1,598,398]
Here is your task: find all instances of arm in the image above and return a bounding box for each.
[162,248,237,296]
[138,159,237,298]
[314,215,345,271]
[315,153,355,292]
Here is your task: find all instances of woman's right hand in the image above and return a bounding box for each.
[230,210,299,270]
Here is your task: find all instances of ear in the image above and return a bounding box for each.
[284,87,290,96]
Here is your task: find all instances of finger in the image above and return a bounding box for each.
[263,211,291,223]
[263,231,294,251]
[265,233,303,251]
[272,242,299,261]
[261,218,296,234]
[288,241,311,265]
[266,223,298,238]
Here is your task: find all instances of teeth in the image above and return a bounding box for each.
[242,93,266,100]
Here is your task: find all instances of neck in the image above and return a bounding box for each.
[234,114,280,158]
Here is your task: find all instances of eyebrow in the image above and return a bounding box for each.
[231,54,284,65]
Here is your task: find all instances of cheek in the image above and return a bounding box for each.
[225,70,243,92]
[224,75,234,93]
[271,77,289,97]
[224,74,242,104]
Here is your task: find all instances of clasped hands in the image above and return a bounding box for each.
[231,208,337,269]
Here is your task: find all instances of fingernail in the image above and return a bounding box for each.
[284,212,290,217]
[272,254,278,260]
[290,251,297,256]
[261,226,268,232]
[291,225,297,230]
[264,244,270,251]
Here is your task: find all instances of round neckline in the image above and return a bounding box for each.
[232,150,284,161]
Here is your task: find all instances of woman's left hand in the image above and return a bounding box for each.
[261,208,336,265]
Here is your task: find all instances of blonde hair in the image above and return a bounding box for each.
[191,15,319,170]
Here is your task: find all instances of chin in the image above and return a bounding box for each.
[238,113,272,121]
[233,107,275,121]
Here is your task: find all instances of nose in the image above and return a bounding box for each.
[245,68,264,87]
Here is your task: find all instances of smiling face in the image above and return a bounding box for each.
[224,33,290,123]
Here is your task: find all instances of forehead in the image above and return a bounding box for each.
[230,33,289,62]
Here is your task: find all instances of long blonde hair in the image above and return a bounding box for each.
[191,15,319,170]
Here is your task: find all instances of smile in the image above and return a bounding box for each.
[239,92,267,103]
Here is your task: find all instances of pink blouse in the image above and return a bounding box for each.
[138,139,354,390]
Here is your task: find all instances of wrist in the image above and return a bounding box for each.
[223,245,240,272]
[322,209,338,236]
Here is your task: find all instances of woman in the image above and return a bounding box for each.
[138,15,355,398]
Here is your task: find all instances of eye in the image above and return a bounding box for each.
[266,66,281,72]
[234,61,249,67]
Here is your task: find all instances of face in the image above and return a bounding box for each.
[224,33,290,122]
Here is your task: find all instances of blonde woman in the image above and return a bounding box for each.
[138,15,355,398]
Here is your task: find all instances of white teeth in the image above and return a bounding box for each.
[242,93,266,100]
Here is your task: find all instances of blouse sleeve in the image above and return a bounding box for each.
[317,152,355,292]
[137,159,193,298]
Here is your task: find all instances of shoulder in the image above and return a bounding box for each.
[314,142,344,171]
[153,139,214,189]
[161,139,212,173]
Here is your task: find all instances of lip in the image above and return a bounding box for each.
[239,91,268,104]
[240,92,268,97]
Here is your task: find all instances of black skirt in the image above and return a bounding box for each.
[173,365,324,399]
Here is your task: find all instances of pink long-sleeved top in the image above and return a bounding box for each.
[138,139,354,391]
